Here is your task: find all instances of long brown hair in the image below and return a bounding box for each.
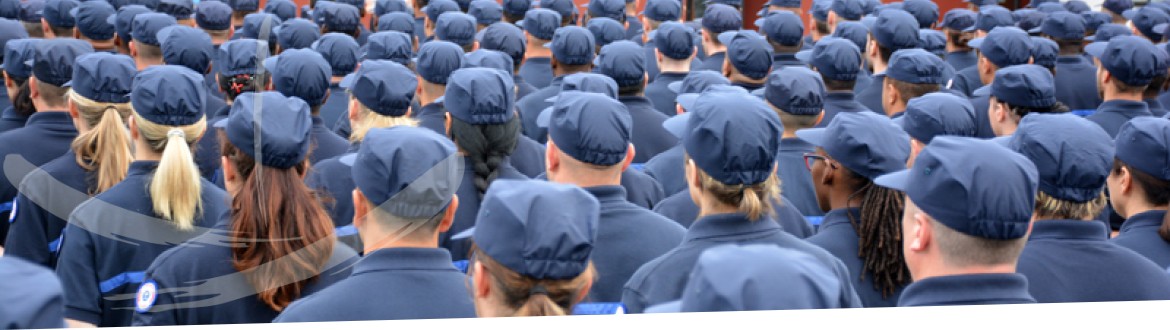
[471,246,595,317]
[220,131,336,312]
[68,90,133,195]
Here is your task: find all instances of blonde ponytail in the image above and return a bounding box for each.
[348,100,418,143]
[68,91,133,195]
[134,112,207,231]
[692,157,782,221]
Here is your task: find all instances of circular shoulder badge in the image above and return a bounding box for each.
[135,280,158,313]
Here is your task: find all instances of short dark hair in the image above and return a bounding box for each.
[136,43,163,60]
[823,77,856,91]
[888,77,940,100]
[815,20,830,35]
[50,26,74,38]
[1052,37,1084,55]
[618,81,644,96]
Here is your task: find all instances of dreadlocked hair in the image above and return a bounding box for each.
[843,172,910,298]
[447,115,520,198]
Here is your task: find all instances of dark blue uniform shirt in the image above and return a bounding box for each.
[1017,220,1170,303]
[0,256,66,329]
[272,248,476,322]
[1086,99,1152,138]
[806,208,905,307]
[318,84,351,130]
[642,42,700,85]
[621,212,861,313]
[854,67,873,95]
[1054,56,1103,111]
[516,76,562,143]
[535,168,665,209]
[694,51,725,72]
[642,144,686,196]
[652,190,814,238]
[518,56,554,89]
[4,150,92,268]
[949,65,983,98]
[970,85,996,138]
[771,53,803,72]
[584,185,686,302]
[440,159,527,261]
[415,17,426,42]
[1113,210,1170,269]
[1146,98,1167,117]
[0,106,28,133]
[0,111,78,246]
[194,94,230,180]
[819,91,876,128]
[304,151,364,253]
[620,96,677,163]
[645,71,686,117]
[515,74,536,101]
[415,101,448,136]
[309,116,350,165]
[898,273,1036,306]
[509,135,547,178]
[945,50,977,72]
[55,161,229,327]
[625,15,643,44]
[855,72,887,116]
[778,138,823,216]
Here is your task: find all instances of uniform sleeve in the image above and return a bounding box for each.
[131,266,180,326]
[831,258,864,308]
[3,193,55,267]
[54,222,103,325]
[620,283,648,314]
[25,281,68,329]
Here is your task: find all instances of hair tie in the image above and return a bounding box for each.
[167,128,186,139]
[529,284,549,296]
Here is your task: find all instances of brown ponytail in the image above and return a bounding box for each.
[687,155,782,221]
[68,91,133,195]
[220,131,336,312]
[472,247,596,317]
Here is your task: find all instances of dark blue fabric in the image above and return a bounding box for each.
[777,138,823,216]
[303,153,364,253]
[55,161,229,327]
[584,185,685,302]
[516,76,561,142]
[1054,56,1103,111]
[853,68,872,95]
[643,144,686,196]
[1086,99,1153,137]
[1146,98,1168,117]
[3,150,90,268]
[625,15,643,43]
[806,208,904,307]
[0,257,66,329]
[272,248,475,322]
[439,158,527,261]
[1113,210,1170,268]
[646,72,686,117]
[945,50,977,71]
[694,52,725,73]
[318,84,350,130]
[897,273,1036,306]
[642,39,700,84]
[534,168,665,209]
[0,86,11,114]
[0,112,77,245]
[949,65,983,98]
[771,53,802,72]
[308,116,349,165]
[518,56,553,89]
[652,191,812,239]
[194,91,228,181]
[622,212,859,313]
[621,96,677,163]
[855,72,886,117]
[510,135,547,178]
[0,106,29,133]
[414,101,447,136]
[969,87,995,138]
[1018,220,1170,303]
[1158,89,1170,113]
[818,91,874,128]
[514,75,536,102]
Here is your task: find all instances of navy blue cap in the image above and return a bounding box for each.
[4,39,38,78]
[1128,7,1169,41]
[340,59,416,116]
[465,179,599,280]
[704,0,742,8]
[138,0,161,11]
[435,12,477,46]
[345,126,461,217]
[43,0,78,28]
[596,40,645,87]
[587,0,625,21]
[156,0,194,20]
[586,17,624,47]
[240,12,280,44]
[667,70,729,94]
[332,0,368,13]
[463,49,513,73]
[830,21,867,51]
[1035,2,1065,14]
[1086,23,1131,42]
[968,26,1033,68]
[195,0,232,31]
[900,92,976,143]
[1082,12,1111,33]
[416,40,463,84]
[32,38,92,86]
[652,21,695,60]
[374,0,409,16]
[478,22,525,65]
[1086,36,1164,86]
[1041,11,1085,40]
[918,29,946,57]
[797,111,908,180]
[313,32,359,76]
[968,6,1012,32]
[810,0,830,22]
[796,37,860,82]
[317,1,359,32]
[267,49,331,106]
[67,53,134,103]
[902,0,938,28]
[876,136,1038,240]
[869,9,919,50]
[962,0,1000,7]
[520,8,560,40]
[468,0,502,25]
[642,0,680,22]
[0,19,27,60]
[1012,9,1044,33]
[548,25,595,65]
[216,91,313,169]
[767,0,800,7]
[73,1,115,40]
[542,91,632,166]
[228,0,259,12]
[763,67,824,116]
[1116,117,1170,181]
[1030,36,1058,69]
[756,11,802,46]
[423,0,459,22]
[886,48,946,85]
[130,13,177,46]
[19,0,44,23]
[702,4,740,35]
[0,0,17,19]
[650,244,847,313]
[378,12,416,35]
[830,0,864,20]
[503,0,530,15]
[539,0,577,22]
[1104,0,1132,16]
[276,18,321,50]
[541,72,619,104]
[991,64,1055,108]
[265,0,298,21]
[364,30,413,64]
[215,39,268,76]
[132,65,206,126]
[1063,0,1090,13]
[718,30,772,79]
[444,67,514,124]
[684,88,782,185]
[158,25,214,73]
[1007,113,1112,203]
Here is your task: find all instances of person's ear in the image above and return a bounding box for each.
[676,104,685,115]
[129,41,139,57]
[721,58,731,78]
[444,112,452,137]
[819,157,836,187]
[1102,69,1114,86]
[404,106,412,117]
[67,98,79,119]
[1119,165,1133,196]
[472,261,491,298]
[349,98,361,122]
[3,72,13,89]
[352,189,369,230]
[40,19,51,38]
[73,29,80,39]
[884,81,898,108]
[437,195,458,233]
[574,275,595,304]
[992,101,1007,123]
[620,144,636,172]
[545,140,560,179]
[814,111,825,126]
[471,41,479,51]
[221,155,237,185]
[654,48,664,64]
[909,211,931,252]
[28,76,39,100]
[128,114,138,140]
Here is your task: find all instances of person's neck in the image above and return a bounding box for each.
[210,35,230,45]
[886,103,906,117]
[525,42,551,58]
[331,76,345,84]
[945,44,970,53]
[134,141,162,161]
[363,231,439,254]
[549,169,621,188]
[730,74,764,86]
[870,60,888,74]
[912,263,1018,282]
[135,58,163,71]
[704,43,725,56]
[995,124,1017,137]
[1104,91,1144,102]
[1033,215,1092,222]
[31,100,66,113]
[697,198,743,218]
[828,190,863,210]
[781,129,798,138]
[1120,199,1167,219]
[659,59,692,73]
[84,38,115,50]
[418,85,443,105]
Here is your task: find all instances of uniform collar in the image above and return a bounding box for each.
[311,116,328,129]
[618,95,654,108]
[656,72,688,81]
[732,81,764,90]
[128,160,161,176]
[972,84,992,97]
[1056,55,1087,64]
[24,111,75,129]
[353,248,457,275]
[1098,99,1151,116]
[947,50,973,57]
[583,185,629,204]
[1145,98,1164,109]
[1,106,26,120]
[684,212,782,242]
[513,75,527,84]
[1119,210,1167,234]
[819,207,860,230]
[1027,220,1108,242]
[773,53,797,62]
[780,137,814,152]
[899,273,1033,306]
[547,75,565,88]
[825,91,856,100]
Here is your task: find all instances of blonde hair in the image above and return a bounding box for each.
[348,96,418,143]
[1034,191,1108,221]
[473,247,596,317]
[68,90,134,195]
[688,155,781,221]
[133,112,207,231]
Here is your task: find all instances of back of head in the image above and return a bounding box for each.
[68,53,136,195]
[215,39,270,99]
[666,244,848,312]
[596,40,645,92]
[158,25,215,74]
[444,67,518,197]
[416,40,465,85]
[1007,113,1112,220]
[267,48,331,107]
[312,32,360,77]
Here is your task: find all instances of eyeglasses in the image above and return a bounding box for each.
[803,153,829,172]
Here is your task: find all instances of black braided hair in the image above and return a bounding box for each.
[448,116,520,198]
[844,176,911,298]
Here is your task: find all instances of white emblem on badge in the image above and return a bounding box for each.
[135,280,158,313]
